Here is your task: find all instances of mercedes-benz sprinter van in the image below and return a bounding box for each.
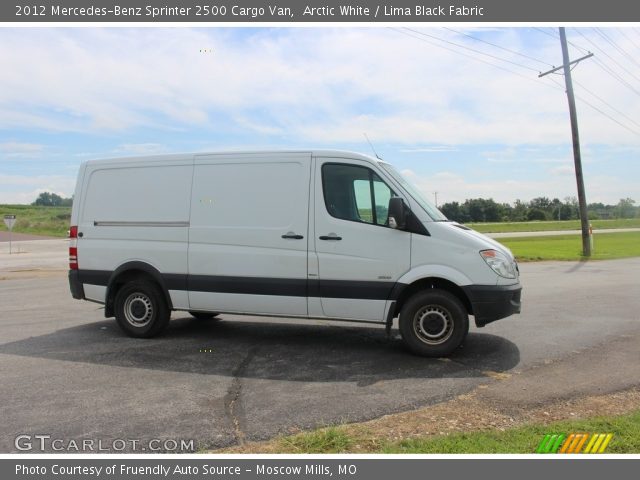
[68,150,521,357]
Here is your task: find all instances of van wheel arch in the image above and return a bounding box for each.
[393,277,473,319]
[105,262,173,317]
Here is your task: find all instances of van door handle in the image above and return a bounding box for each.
[282,232,304,239]
[319,234,342,241]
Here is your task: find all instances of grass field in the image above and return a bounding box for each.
[383,410,640,454]
[498,231,640,261]
[0,204,71,237]
[469,218,640,233]
[248,409,640,454]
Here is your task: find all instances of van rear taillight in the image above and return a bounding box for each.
[69,226,78,270]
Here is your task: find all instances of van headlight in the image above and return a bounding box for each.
[480,249,517,279]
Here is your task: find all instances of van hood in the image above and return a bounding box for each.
[439,221,515,260]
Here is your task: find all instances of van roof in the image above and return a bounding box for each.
[83,149,381,166]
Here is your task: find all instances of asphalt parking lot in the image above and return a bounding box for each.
[1,240,639,452]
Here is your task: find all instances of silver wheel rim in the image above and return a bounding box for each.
[123,293,153,328]
[413,304,454,345]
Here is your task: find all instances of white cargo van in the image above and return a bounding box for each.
[69,150,521,356]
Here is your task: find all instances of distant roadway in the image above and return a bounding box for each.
[487,227,640,238]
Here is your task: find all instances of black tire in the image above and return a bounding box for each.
[399,290,469,357]
[114,279,170,338]
[189,311,220,320]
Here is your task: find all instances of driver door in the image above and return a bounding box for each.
[312,158,411,321]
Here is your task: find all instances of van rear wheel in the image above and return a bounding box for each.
[399,290,469,357]
[114,280,170,338]
[189,311,220,320]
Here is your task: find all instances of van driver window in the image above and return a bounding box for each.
[322,163,394,226]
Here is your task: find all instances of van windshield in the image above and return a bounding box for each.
[379,162,448,221]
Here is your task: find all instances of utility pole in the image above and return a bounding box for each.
[433,191,438,208]
[539,28,593,257]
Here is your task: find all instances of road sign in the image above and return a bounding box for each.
[4,214,16,230]
[4,214,16,254]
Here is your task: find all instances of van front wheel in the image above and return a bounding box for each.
[114,280,170,338]
[399,290,469,357]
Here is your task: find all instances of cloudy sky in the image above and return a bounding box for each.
[1,27,639,205]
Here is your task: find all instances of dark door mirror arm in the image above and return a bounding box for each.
[388,197,407,230]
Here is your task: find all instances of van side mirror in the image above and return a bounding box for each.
[388,197,406,229]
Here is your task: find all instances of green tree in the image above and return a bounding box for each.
[511,199,529,222]
[32,191,71,207]
[440,201,469,223]
[553,202,577,220]
[499,202,513,222]
[615,198,637,218]
[563,196,580,219]
[460,198,503,222]
[529,197,552,212]
[464,198,486,222]
[527,208,547,221]
[482,199,501,222]
[587,202,613,219]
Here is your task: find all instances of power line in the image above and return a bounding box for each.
[402,27,541,73]
[443,27,553,68]
[390,28,529,78]
[571,29,640,97]
[390,28,564,92]
[532,27,558,40]
[593,56,640,98]
[593,28,640,70]
[577,95,640,137]
[394,27,640,139]
[547,67,640,133]
[616,28,640,51]
[595,28,640,63]
[573,79,640,130]
[532,34,632,136]
[533,27,590,55]
[548,77,640,137]
[574,28,640,83]
[535,30,640,138]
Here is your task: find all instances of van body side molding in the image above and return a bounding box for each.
[76,270,399,301]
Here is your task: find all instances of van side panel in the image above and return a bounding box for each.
[76,160,193,308]
[188,153,311,316]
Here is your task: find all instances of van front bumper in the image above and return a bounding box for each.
[462,283,522,327]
